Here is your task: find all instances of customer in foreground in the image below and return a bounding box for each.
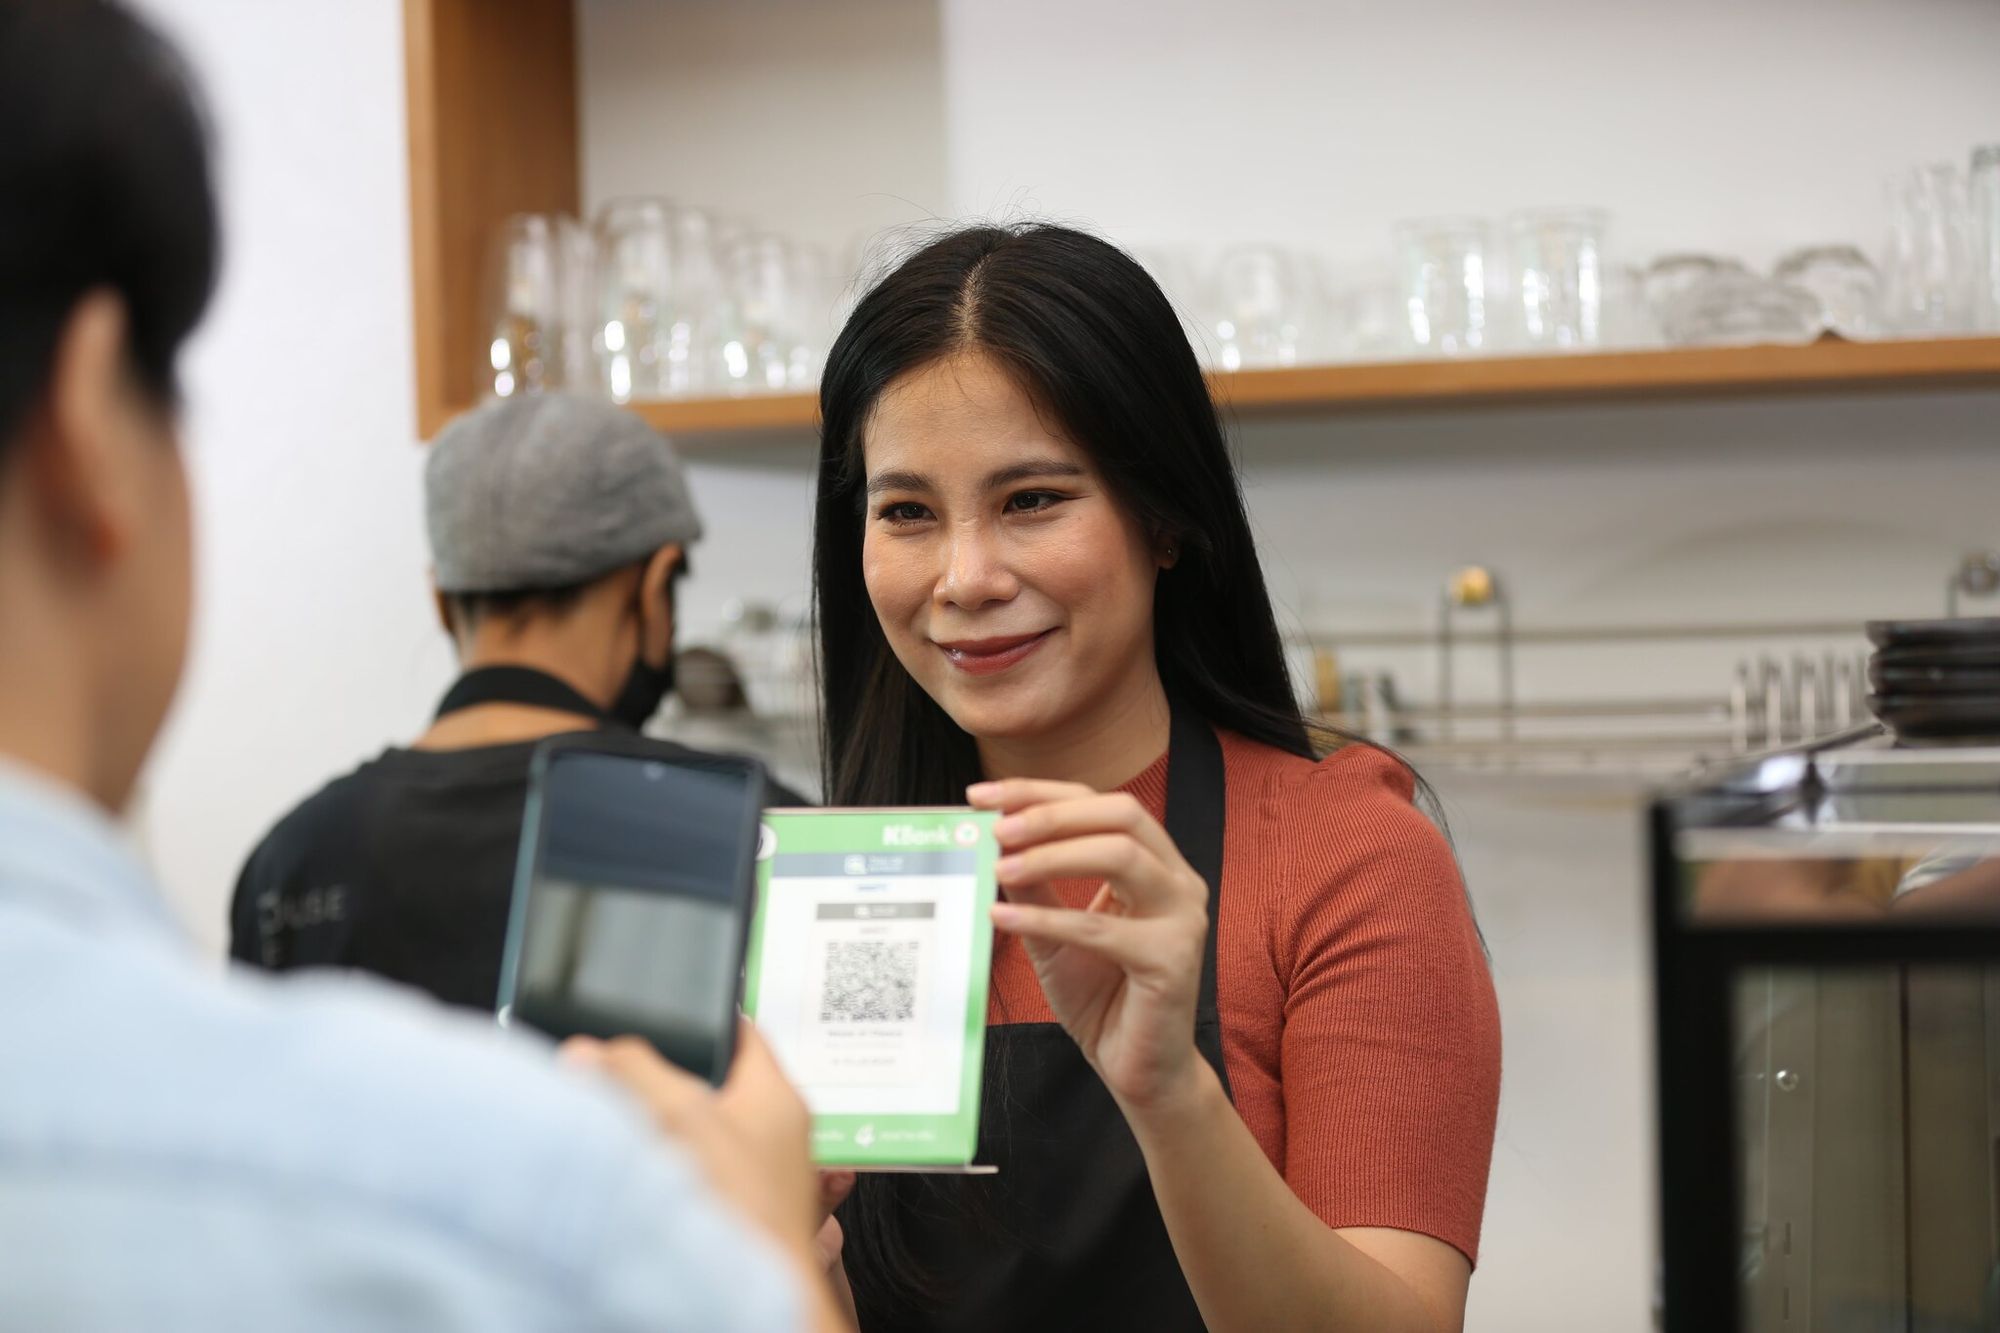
[0,3,842,1328]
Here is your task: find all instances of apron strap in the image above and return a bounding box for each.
[1162,703,1229,1035]
[434,666,609,723]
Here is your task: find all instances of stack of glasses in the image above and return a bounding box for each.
[481,143,2000,401]
[479,199,847,404]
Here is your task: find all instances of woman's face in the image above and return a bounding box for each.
[861,350,1168,746]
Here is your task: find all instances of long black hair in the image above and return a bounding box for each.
[815,222,1329,807]
[813,222,1426,1314]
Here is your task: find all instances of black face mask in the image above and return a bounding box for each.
[608,652,675,731]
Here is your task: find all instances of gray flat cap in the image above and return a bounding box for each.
[426,393,702,593]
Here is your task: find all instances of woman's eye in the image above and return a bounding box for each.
[877,501,931,524]
[1006,490,1065,515]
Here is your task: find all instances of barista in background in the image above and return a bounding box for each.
[230,393,804,1008]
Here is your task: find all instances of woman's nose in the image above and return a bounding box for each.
[936,524,1018,610]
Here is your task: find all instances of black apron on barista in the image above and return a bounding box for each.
[850,705,1232,1333]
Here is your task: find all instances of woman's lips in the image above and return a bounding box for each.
[935,629,1054,677]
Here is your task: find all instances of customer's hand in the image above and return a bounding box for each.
[970,779,1209,1114]
[562,1023,817,1251]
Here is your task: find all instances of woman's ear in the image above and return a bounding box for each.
[1155,532,1182,570]
[637,542,684,666]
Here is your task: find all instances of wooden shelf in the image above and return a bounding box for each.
[618,335,2000,450]
[401,4,2000,445]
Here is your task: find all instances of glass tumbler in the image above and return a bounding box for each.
[592,197,675,402]
[480,214,569,399]
[1508,208,1609,350]
[1772,245,1882,340]
[1884,164,1973,334]
[1395,217,1491,355]
[1972,145,2000,331]
[1210,246,1304,370]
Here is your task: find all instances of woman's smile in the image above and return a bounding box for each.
[934,629,1056,676]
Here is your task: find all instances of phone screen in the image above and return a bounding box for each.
[502,745,763,1084]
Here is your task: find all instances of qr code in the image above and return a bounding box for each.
[818,940,918,1023]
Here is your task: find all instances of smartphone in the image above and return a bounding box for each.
[497,734,767,1085]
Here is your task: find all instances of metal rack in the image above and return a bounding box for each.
[1302,553,2000,774]
[1304,565,1884,772]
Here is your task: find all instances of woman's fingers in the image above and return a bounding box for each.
[996,877,1067,911]
[990,901,1199,974]
[988,789,1186,871]
[998,832,1203,915]
[967,777,1098,812]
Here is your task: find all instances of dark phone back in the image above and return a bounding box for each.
[497,734,767,1084]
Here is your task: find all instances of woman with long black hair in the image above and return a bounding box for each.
[815,223,1499,1332]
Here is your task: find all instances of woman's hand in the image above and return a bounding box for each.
[969,778,1210,1112]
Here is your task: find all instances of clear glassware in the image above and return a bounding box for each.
[554,216,596,389]
[1329,269,1411,362]
[591,197,675,402]
[1772,245,1882,340]
[1972,145,2000,332]
[480,214,570,399]
[1884,164,1973,334]
[1210,245,1304,370]
[1507,208,1609,350]
[669,207,726,397]
[1395,216,1491,356]
[1130,246,1213,365]
[784,243,835,388]
[1641,253,1748,328]
[1601,263,1659,348]
[723,233,797,395]
[1656,272,1820,347]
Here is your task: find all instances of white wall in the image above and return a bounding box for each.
[128,0,448,958]
[944,0,2000,267]
[580,0,949,258]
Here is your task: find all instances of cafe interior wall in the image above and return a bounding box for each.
[118,1,1998,1329]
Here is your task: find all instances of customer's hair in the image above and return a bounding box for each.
[443,552,691,633]
[0,0,219,450]
[813,222,1428,1313]
[815,222,1330,805]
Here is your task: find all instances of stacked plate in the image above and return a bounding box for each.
[1867,618,2000,744]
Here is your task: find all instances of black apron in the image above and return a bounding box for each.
[433,665,614,723]
[852,705,1233,1333]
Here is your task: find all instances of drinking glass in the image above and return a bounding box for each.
[555,216,596,388]
[1656,272,1819,347]
[1395,217,1491,356]
[1210,245,1304,370]
[591,197,675,402]
[1884,164,1973,334]
[724,233,796,394]
[669,207,726,397]
[1508,208,1608,350]
[780,241,836,386]
[1772,245,1882,340]
[1130,247,1212,364]
[1972,145,2000,331]
[480,214,569,399]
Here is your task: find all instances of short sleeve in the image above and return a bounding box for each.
[1271,747,1500,1264]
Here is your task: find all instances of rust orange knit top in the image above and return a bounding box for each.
[986,728,1502,1265]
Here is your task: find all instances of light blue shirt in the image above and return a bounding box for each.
[0,759,802,1331]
